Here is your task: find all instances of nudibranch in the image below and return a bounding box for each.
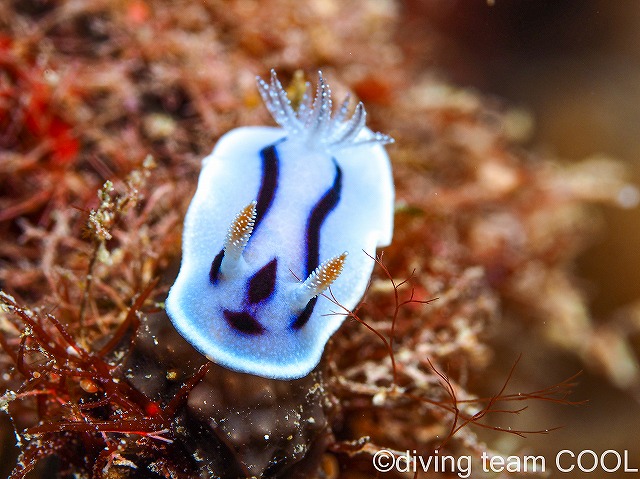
[166,70,394,379]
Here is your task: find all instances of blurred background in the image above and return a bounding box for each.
[412,1,640,475]
[408,0,640,314]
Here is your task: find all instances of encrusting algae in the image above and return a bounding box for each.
[1,1,639,478]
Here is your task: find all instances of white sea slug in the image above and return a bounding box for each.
[166,70,394,379]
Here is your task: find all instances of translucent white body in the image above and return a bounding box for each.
[166,72,394,379]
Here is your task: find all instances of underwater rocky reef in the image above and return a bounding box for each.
[2,1,640,478]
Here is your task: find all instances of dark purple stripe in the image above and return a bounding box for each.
[209,142,280,284]
[254,144,280,229]
[209,249,224,284]
[292,161,342,331]
[223,310,265,335]
[304,162,342,275]
[247,258,278,304]
[291,297,318,330]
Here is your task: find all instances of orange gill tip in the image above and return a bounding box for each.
[293,252,348,310]
[221,201,257,276]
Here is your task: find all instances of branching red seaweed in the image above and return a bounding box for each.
[323,254,583,472]
[0,280,211,478]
